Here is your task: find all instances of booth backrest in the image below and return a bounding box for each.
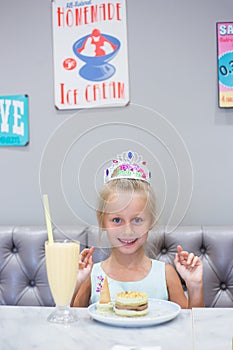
[0,226,87,306]
[0,225,232,307]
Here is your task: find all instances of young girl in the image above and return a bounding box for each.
[72,151,204,308]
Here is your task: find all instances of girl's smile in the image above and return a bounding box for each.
[117,237,139,246]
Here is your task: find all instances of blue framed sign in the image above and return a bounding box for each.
[0,95,29,146]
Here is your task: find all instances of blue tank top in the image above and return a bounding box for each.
[90,259,168,304]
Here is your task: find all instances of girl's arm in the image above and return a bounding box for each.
[170,245,204,308]
[71,247,94,307]
[165,264,189,308]
[166,263,204,308]
[72,276,92,307]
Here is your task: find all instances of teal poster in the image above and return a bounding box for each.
[0,95,29,146]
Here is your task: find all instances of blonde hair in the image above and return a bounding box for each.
[97,178,156,229]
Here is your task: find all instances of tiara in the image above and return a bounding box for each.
[104,151,151,184]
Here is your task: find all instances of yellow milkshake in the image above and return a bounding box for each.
[45,240,80,306]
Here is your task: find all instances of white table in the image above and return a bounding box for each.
[192,308,233,350]
[0,306,192,350]
[0,306,232,350]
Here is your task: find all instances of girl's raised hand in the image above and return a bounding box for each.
[78,247,95,283]
[174,245,203,285]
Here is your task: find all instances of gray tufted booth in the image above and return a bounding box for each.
[0,226,87,306]
[0,225,232,307]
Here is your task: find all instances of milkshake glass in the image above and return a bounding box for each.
[45,239,80,324]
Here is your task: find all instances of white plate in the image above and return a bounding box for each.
[87,299,181,327]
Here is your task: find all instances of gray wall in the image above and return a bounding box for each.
[1,0,233,229]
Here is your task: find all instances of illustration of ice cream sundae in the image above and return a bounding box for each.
[78,29,118,57]
[73,28,120,81]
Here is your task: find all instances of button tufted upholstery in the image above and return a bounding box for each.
[0,225,232,307]
[0,226,87,306]
[147,226,233,307]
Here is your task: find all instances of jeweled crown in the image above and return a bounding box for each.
[104,151,151,184]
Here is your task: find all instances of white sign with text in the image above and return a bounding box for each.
[52,0,129,109]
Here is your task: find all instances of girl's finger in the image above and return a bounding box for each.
[177,245,183,253]
[177,246,190,258]
[191,256,200,267]
[80,248,90,256]
[84,246,95,267]
[187,252,195,265]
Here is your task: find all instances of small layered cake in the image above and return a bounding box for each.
[114,291,148,317]
[96,277,113,313]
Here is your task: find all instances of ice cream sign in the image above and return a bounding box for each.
[0,95,29,146]
[217,22,233,108]
[52,0,129,109]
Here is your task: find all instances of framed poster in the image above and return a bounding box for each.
[52,0,129,109]
[217,22,233,108]
[0,95,29,146]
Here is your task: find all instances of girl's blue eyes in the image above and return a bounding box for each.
[134,217,142,223]
[112,218,142,224]
[113,218,121,223]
